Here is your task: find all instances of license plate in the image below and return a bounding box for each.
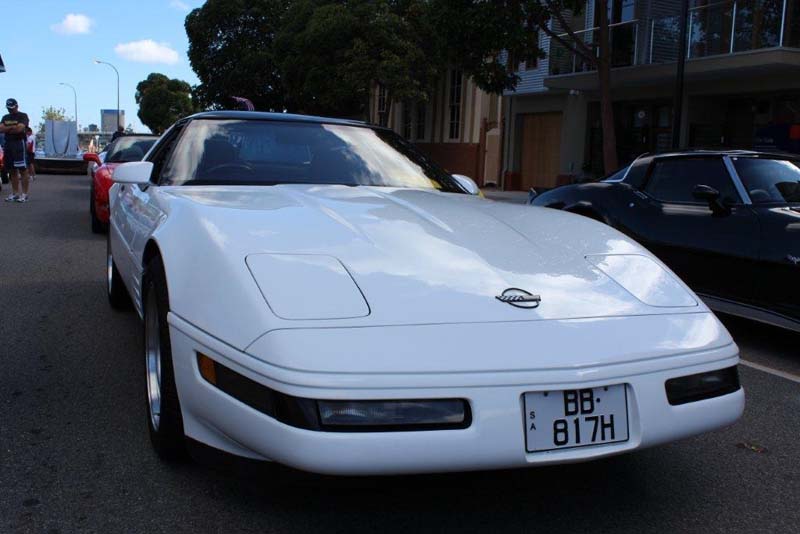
[523,385,629,452]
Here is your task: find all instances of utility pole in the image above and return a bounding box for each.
[94,59,121,130]
[672,0,690,150]
[59,82,78,129]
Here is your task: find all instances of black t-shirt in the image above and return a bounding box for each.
[1,111,29,142]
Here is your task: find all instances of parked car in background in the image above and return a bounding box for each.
[83,134,158,233]
[531,150,800,332]
[106,112,742,475]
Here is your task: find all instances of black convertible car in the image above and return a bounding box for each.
[531,150,800,332]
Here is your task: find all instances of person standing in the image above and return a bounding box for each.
[25,127,36,180]
[0,98,31,202]
[111,125,124,142]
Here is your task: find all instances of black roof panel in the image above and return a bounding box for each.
[187,110,370,127]
[639,149,799,161]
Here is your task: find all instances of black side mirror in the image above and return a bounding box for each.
[693,184,730,215]
[692,184,720,202]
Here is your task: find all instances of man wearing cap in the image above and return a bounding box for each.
[0,98,31,202]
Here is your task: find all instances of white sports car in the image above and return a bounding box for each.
[108,111,744,475]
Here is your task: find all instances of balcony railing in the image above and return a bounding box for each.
[548,19,641,76]
[547,0,799,76]
[650,0,798,64]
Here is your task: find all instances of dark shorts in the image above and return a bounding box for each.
[27,151,35,163]
[2,140,27,171]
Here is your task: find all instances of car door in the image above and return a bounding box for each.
[629,156,759,303]
[729,155,800,323]
[111,122,186,305]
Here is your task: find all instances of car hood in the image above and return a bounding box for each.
[156,185,702,348]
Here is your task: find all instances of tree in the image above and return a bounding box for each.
[185,0,288,111]
[531,0,618,172]
[181,0,619,170]
[39,105,70,134]
[427,1,542,95]
[135,73,195,134]
[275,0,442,118]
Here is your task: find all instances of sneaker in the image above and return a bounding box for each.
[16,194,28,203]
[4,194,18,202]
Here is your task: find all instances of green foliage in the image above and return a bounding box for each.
[135,73,195,134]
[182,0,590,115]
[41,105,68,122]
[185,0,289,111]
[39,106,70,134]
[275,0,442,117]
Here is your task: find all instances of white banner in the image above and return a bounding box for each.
[44,120,78,157]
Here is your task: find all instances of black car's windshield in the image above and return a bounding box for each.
[160,119,465,192]
[106,137,157,163]
[732,157,800,204]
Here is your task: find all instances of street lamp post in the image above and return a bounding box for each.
[93,59,120,131]
[58,82,78,129]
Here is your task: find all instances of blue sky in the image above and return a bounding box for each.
[0,0,203,132]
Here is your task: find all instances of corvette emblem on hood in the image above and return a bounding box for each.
[495,288,542,309]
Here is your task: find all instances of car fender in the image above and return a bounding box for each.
[139,197,279,351]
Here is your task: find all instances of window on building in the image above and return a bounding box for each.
[525,32,540,70]
[402,103,427,142]
[377,84,388,127]
[600,0,636,24]
[448,70,462,140]
[416,104,427,141]
[403,104,413,140]
[506,52,517,73]
[644,158,740,204]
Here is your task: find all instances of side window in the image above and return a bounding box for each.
[148,122,187,185]
[644,158,740,204]
[732,157,800,204]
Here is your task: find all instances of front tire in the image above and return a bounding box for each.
[143,255,187,461]
[107,235,131,310]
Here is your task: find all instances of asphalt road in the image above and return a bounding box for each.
[1,175,799,534]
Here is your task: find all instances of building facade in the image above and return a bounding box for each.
[100,109,125,133]
[369,70,504,186]
[503,0,800,190]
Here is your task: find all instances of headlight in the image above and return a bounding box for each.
[198,353,470,432]
[586,254,697,307]
[317,399,470,430]
[246,253,369,320]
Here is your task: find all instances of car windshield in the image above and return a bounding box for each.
[732,157,800,204]
[159,119,465,192]
[106,137,157,163]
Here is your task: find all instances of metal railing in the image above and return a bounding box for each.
[650,0,796,64]
[546,0,797,75]
[548,19,640,76]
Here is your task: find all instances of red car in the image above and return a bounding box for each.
[84,134,158,233]
[0,145,7,189]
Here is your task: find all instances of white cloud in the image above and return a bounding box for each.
[51,14,93,35]
[114,40,180,65]
[169,0,190,11]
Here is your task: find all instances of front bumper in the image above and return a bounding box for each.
[167,314,744,476]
